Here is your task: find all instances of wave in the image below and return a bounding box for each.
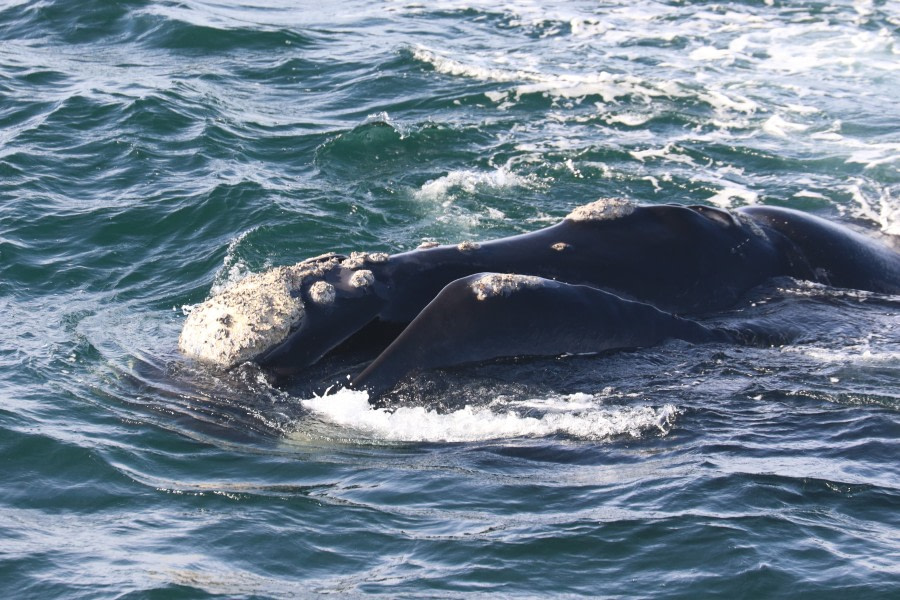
[410,44,681,106]
[132,3,317,52]
[413,166,533,203]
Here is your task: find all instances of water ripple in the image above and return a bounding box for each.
[1,0,899,596]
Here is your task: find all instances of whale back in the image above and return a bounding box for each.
[378,202,786,318]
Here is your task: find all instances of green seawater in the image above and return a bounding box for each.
[1,1,898,597]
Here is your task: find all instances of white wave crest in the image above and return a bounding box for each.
[414,167,529,202]
[781,329,900,364]
[300,389,678,443]
[411,45,680,105]
[763,115,810,138]
[706,184,759,209]
[210,228,259,296]
[844,178,900,236]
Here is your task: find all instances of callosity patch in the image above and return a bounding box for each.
[179,254,341,368]
[471,273,545,301]
[566,198,635,222]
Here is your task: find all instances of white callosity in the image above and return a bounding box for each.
[470,273,545,301]
[179,246,391,368]
[340,252,367,270]
[349,269,375,288]
[308,280,336,305]
[566,198,636,222]
[341,251,391,269]
[179,254,341,368]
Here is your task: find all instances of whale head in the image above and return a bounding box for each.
[178,254,343,368]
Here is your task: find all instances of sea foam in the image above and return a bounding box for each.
[300,388,678,443]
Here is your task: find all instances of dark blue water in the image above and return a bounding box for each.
[1,1,898,597]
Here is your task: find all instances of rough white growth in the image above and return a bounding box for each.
[457,241,480,252]
[566,198,636,222]
[179,267,304,368]
[349,269,375,288]
[308,281,336,305]
[471,273,545,301]
[417,241,440,249]
[179,254,341,368]
[341,252,369,269]
[342,251,390,269]
[551,242,571,251]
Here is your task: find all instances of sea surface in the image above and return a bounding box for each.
[1,0,899,597]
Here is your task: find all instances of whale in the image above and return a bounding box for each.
[178,199,900,399]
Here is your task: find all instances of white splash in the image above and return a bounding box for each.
[411,45,530,84]
[782,330,900,364]
[690,45,738,62]
[602,112,654,127]
[210,228,257,296]
[414,166,528,202]
[629,144,697,166]
[300,388,678,443]
[843,180,900,236]
[411,44,681,105]
[706,184,759,209]
[763,115,810,138]
[843,140,900,171]
[706,89,759,115]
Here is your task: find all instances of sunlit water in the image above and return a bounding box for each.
[1,1,898,597]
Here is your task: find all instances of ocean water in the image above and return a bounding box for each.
[1,0,899,597]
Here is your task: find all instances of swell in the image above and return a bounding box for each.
[0,0,898,596]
